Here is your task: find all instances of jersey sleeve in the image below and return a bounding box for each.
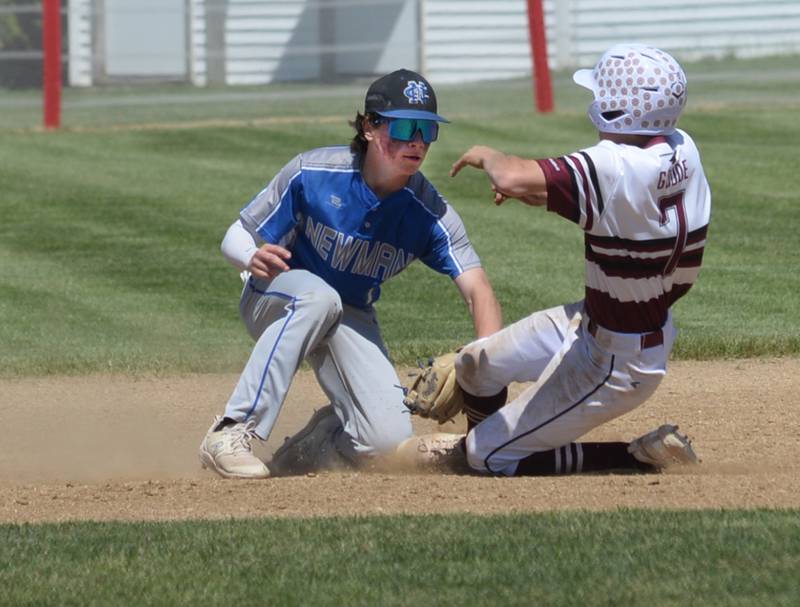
[536,143,619,232]
[420,201,481,278]
[239,153,303,244]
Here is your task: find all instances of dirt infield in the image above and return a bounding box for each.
[1,358,798,523]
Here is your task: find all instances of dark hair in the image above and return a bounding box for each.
[349,111,383,155]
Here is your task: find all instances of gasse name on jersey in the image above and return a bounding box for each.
[658,159,690,189]
[305,216,413,280]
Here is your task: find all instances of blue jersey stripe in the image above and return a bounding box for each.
[255,169,302,235]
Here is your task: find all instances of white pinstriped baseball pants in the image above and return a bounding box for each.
[456,301,676,476]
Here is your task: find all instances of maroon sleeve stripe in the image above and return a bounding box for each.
[563,156,581,223]
[569,154,593,230]
[578,151,604,215]
[538,158,580,224]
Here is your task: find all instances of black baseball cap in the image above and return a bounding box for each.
[364,69,449,123]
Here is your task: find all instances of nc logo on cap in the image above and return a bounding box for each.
[403,81,429,105]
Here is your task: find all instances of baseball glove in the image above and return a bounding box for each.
[403,351,465,424]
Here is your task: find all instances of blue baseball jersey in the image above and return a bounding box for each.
[239,146,481,309]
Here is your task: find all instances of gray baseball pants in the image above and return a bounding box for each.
[222,269,412,460]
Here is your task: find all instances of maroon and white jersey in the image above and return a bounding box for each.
[536,129,711,333]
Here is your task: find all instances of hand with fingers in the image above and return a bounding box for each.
[451,144,547,207]
[449,145,500,178]
[451,145,511,205]
[248,243,292,279]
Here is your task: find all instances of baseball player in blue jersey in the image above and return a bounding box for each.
[199,69,502,479]
[398,44,710,476]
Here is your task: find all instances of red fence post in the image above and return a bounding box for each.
[526,0,553,113]
[42,0,62,129]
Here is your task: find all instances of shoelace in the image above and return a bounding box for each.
[225,420,259,454]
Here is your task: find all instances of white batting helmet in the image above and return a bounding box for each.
[573,43,687,135]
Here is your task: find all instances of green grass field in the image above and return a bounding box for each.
[2,55,799,605]
[1,55,799,376]
[3,510,799,606]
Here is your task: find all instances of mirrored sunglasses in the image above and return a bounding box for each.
[375,117,439,143]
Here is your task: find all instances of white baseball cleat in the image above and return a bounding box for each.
[628,424,699,469]
[395,433,467,470]
[199,416,271,479]
[269,405,348,476]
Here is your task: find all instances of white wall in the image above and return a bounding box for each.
[104,0,187,77]
[423,0,538,83]
[189,0,418,86]
[424,0,800,83]
[564,0,800,66]
[67,0,800,86]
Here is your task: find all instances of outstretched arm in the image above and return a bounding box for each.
[454,267,503,338]
[450,145,548,207]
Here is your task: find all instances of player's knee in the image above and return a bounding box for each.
[297,283,343,324]
[350,421,412,457]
